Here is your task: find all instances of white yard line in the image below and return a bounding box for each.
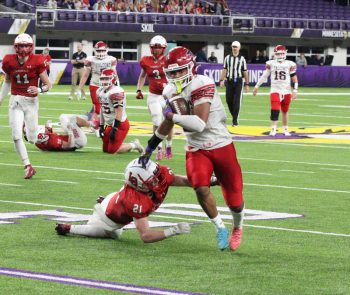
[243,171,272,176]
[42,180,79,185]
[0,199,349,238]
[320,167,350,172]
[96,177,124,182]
[245,183,350,194]
[280,169,315,174]
[0,183,23,187]
[238,141,350,150]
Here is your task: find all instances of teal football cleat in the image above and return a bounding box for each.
[216,228,229,250]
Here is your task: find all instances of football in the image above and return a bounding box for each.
[168,96,190,115]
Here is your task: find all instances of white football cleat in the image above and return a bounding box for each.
[283,130,291,136]
[269,129,277,136]
[132,139,145,154]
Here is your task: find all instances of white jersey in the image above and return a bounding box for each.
[97,86,127,126]
[266,59,297,95]
[84,55,117,86]
[163,75,232,151]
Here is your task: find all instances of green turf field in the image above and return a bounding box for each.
[0,85,349,295]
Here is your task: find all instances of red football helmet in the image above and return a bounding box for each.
[274,45,287,61]
[37,133,49,144]
[99,68,116,90]
[163,46,197,92]
[149,35,167,58]
[94,41,108,59]
[124,159,166,193]
[14,33,34,58]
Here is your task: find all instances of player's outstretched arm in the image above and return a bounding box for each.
[78,67,91,91]
[136,69,147,99]
[134,217,191,243]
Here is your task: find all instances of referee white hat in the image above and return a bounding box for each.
[231,41,241,48]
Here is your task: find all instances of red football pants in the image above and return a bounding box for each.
[270,93,292,113]
[102,119,130,154]
[89,85,101,114]
[186,143,243,208]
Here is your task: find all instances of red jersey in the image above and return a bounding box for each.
[140,55,167,95]
[42,54,52,70]
[35,133,73,151]
[105,166,175,225]
[2,54,46,97]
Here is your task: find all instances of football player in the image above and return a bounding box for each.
[253,45,298,136]
[139,47,245,251]
[78,41,118,120]
[136,35,173,161]
[0,33,51,179]
[97,69,144,154]
[55,158,192,243]
[34,114,94,151]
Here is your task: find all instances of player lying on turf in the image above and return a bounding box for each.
[55,158,217,243]
[34,114,95,151]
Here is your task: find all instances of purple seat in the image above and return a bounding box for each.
[118,13,126,23]
[317,21,324,29]
[5,0,15,7]
[280,20,289,28]
[204,17,211,25]
[195,16,205,25]
[57,11,67,21]
[175,16,182,25]
[325,22,332,29]
[265,19,273,27]
[158,15,165,24]
[166,15,174,24]
[309,21,317,29]
[109,13,116,22]
[212,17,221,26]
[182,16,192,25]
[99,13,109,22]
[77,12,84,21]
[273,19,281,28]
[126,14,135,23]
[257,19,265,27]
[85,12,95,22]
[41,11,51,21]
[331,22,340,30]
[68,12,76,21]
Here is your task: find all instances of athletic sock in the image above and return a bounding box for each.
[14,139,30,166]
[210,213,226,231]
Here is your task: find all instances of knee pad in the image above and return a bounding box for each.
[151,113,162,127]
[270,109,280,121]
[12,129,22,141]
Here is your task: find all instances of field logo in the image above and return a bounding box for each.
[0,203,303,227]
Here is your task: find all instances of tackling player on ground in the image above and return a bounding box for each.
[0,33,51,179]
[98,69,144,154]
[34,114,94,151]
[78,41,118,121]
[139,47,245,251]
[55,158,192,243]
[253,45,298,136]
[136,35,173,161]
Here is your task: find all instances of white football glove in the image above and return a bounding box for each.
[164,222,191,237]
[210,175,219,186]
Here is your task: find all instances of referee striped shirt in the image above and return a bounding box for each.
[223,54,247,81]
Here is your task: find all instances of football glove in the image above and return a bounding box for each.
[109,127,117,142]
[164,222,191,237]
[99,124,105,138]
[136,90,144,100]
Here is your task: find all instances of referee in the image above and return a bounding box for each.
[220,41,249,126]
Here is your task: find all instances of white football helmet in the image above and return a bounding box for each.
[94,41,108,59]
[150,35,167,58]
[274,45,287,62]
[36,133,49,144]
[99,68,116,90]
[124,159,164,193]
[14,33,34,58]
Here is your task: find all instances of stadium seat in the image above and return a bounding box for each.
[57,11,67,21]
[85,12,96,22]
[195,16,205,25]
[77,12,84,21]
[280,20,289,28]
[309,21,317,29]
[126,14,135,23]
[118,13,126,23]
[204,17,211,25]
[41,11,52,21]
[109,14,117,22]
[99,13,109,22]
[212,17,222,26]
[182,16,192,25]
[5,0,15,7]
[166,15,174,24]
[158,15,166,24]
[175,16,182,25]
[256,19,265,27]
[68,12,76,21]
[265,19,273,27]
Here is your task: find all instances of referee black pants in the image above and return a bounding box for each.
[225,80,244,125]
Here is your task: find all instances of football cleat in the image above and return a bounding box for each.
[156,147,163,161]
[165,147,173,159]
[283,130,291,136]
[68,96,73,101]
[132,139,145,154]
[82,96,86,101]
[96,196,105,203]
[55,223,71,235]
[216,227,229,251]
[269,129,277,136]
[24,165,36,179]
[89,119,100,130]
[229,228,243,251]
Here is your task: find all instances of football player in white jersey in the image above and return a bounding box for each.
[78,41,118,121]
[97,69,144,154]
[253,45,298,136]
[139,47,245,252]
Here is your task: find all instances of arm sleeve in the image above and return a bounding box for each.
[110,91,125,108]
[172,114,206,132]
[255,63,271,88]
[242,57,247,71]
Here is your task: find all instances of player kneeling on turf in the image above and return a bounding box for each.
[55,159,206,243]
[97,69,144,154]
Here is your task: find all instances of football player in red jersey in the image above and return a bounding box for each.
[139,47,245,251]
[34,114,93,151]
[55,159,194,243]
[136,35,173,161]
[0,33,51,179]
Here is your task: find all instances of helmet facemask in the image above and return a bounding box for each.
[37,133,49,144]
[164,62,194,94]
[99,69,116,90]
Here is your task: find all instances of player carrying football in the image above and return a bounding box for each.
[253,45,298,136]
[97,69,144,154]
[55,158,192,243]
[139,47,245,251]
[136,35,173,161]
[0,33,51,179]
